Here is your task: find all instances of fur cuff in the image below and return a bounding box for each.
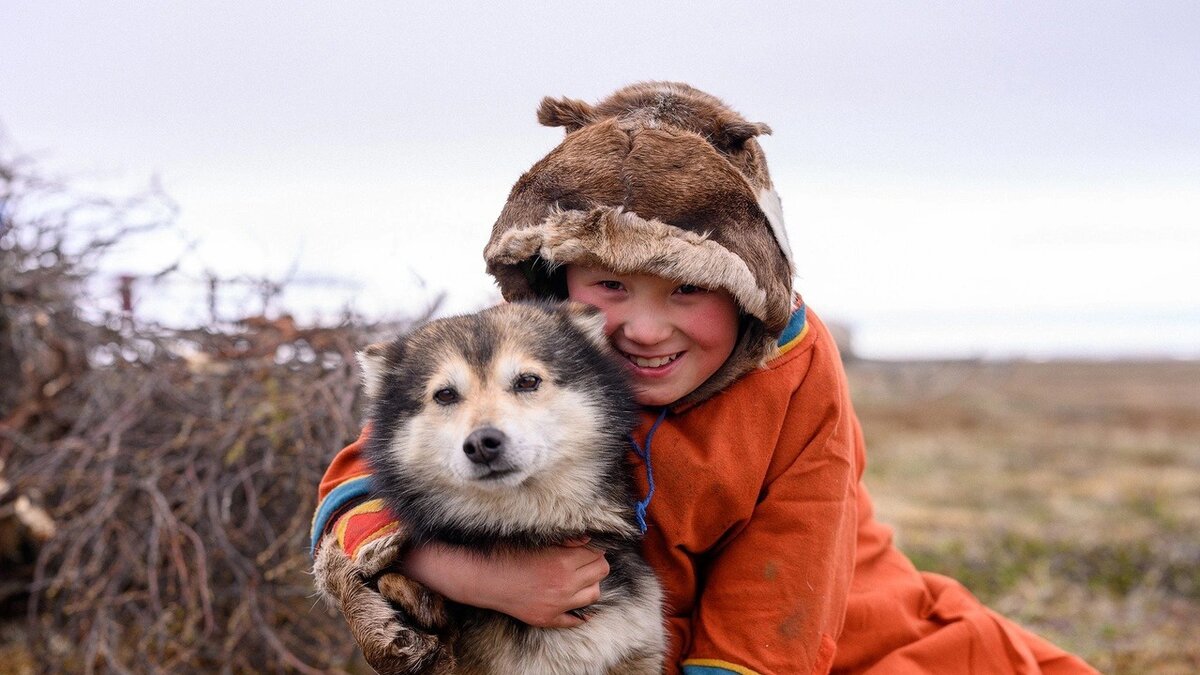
[355,531,407,578]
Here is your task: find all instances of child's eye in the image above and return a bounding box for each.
[599,280,624,291]
[675,284,707,295]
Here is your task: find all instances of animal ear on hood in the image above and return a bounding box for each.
[537,96,597,132]
[715,121,773,152]
[356,340,396,401]
[559,301,610,352]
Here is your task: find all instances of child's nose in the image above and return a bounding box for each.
[620,313,673,346]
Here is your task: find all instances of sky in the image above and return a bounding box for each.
[4,1,1199,358]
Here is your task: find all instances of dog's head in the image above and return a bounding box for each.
[358,302,635,509]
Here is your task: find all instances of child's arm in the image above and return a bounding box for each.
[681,340,861,675]
[311,428,604,629]
[685,426,858,674]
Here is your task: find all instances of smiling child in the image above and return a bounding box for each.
[312,82,1096,674]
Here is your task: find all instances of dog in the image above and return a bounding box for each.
[321,301,664,675]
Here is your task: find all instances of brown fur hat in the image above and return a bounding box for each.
[483,82,795,408]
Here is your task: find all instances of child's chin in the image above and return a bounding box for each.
[632,385,684,407]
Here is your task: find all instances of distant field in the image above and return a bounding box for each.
[846,359,1200,674]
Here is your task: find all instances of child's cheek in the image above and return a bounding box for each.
[685,297,740,350]
[599,303,626,338]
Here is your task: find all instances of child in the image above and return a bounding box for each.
[311,82,1096,674]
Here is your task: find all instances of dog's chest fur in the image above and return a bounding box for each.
[451,551,664,675]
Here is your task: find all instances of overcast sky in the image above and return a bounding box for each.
[4,1,1198,357]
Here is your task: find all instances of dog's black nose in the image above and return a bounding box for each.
[463,427,507,464]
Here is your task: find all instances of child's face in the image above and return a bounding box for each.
[566,265,740,406]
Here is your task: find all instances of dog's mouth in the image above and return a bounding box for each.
[473,465,521,482]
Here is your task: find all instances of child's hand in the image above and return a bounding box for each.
[404,537,609,628]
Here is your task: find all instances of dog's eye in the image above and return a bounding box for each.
[432,388,460,405]
[513,374,541,392]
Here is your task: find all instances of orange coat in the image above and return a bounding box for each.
[314,306,1096,674]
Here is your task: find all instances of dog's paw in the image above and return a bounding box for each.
[377,571,450,631]
[359,619,454,675]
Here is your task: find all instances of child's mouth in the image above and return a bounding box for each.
[621,351,683,371]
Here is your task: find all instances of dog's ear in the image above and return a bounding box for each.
[559,301,609,351]
[356,340,396,401]
[537,96,596,133]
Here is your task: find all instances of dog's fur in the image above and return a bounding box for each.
[336,301,664,674]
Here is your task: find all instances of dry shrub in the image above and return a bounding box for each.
[0,146,416,672]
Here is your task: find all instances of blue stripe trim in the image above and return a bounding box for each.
[776,303,807,347]
[310,475,373,553]
[683,667,743,675]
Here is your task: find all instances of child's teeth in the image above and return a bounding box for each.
[630,353,679,368]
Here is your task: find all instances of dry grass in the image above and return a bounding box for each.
[847,359,1200,674]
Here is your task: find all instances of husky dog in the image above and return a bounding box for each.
[345,301,664,675]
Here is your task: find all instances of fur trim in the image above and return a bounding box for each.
[354,531,406,578]
[489,207,769,324]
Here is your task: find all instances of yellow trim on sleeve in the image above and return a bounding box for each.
[333,497,387,545]
[682,658,762,675]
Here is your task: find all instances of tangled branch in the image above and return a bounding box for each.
[1,141,426,672]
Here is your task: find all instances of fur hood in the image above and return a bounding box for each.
[484,82,795,408]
